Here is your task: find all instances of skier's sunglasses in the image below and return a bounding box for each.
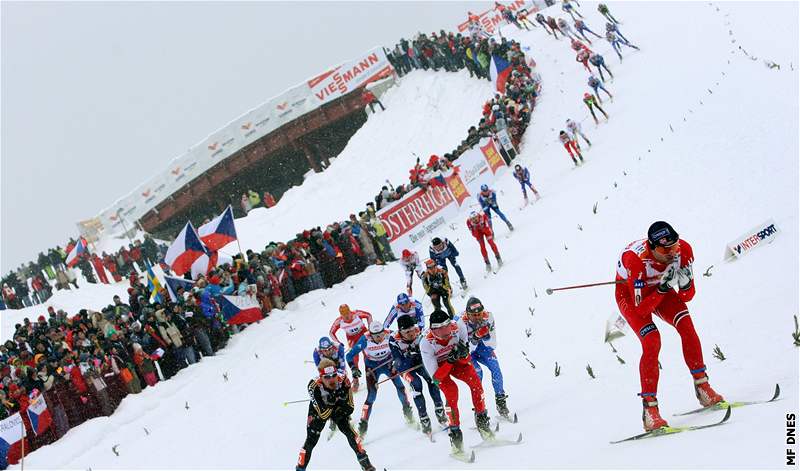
[653,243,679,256]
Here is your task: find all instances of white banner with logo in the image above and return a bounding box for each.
[725,219,780,259]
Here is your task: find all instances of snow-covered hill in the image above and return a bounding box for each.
[10,1,798,469]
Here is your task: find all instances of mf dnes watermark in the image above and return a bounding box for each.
[788,413,797,466]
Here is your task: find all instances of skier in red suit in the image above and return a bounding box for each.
[466,211,502,272]
[615,221,724,431]
[329,304,373,391]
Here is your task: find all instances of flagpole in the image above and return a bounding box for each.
[20,418,25,471]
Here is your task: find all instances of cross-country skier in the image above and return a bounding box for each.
[421,259,456,318]
[615,221,724,431]
[535,13,551,33]
[558,18,580,42]
[589,52,613,81]
[516,9,537,29]
[570,38,590,54]
[421,309,495,454]
[562,0,583,20]
[583,92,609,125]
[559,130,584,166]
[598,3,621,24]
[330,304,373,391]
[389,314,448,435]
[467,211,503,273]
[462,297,512,420]
[429,237,468,290]
[313,337,348,373]
[566,118,592,148]
[588,75,613,103]
[384,292,425,330]
[295,358,375,471]
[478,184,514,232]
[346,321,415,437]
[513,164,540,203]
[546,16,563,39]
[576,49,592,73]
[399,249,424,295]
[574,19,602,43]
[606,30,639,61]
[605,22,632,45]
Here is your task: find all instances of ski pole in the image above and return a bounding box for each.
[283,398,311,406]
[364,358,394,378]
[376,364,423,385]
[546,278,658,295]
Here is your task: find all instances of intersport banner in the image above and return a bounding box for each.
[378,137,507,253]
[97,47,393,234]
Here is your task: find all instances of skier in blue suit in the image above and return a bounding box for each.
[478,184,514,231]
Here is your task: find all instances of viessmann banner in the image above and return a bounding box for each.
[96,47,394,234]
[377,137,508,253]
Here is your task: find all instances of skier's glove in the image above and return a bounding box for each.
[352,368,362,378]
[456,341,470,359]
[446,348,459,364]
[677,265,693,290]
[657,265,678,294]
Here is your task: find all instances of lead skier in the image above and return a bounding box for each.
[615,221,724,431]
[329,304,372,391]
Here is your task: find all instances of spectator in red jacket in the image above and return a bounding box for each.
[362,89,385,113]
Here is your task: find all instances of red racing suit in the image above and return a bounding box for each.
[614,238,706,398]
[467,213,500,262]
[329,310,373,370]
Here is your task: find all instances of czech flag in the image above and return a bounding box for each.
[65,237,88,267]
[219,294,264,325]
[198,206,238,251]
[146,263,164,304]
[164,222,207,276]
[26,393,52,436]
[489,54,512,93]
[0,412,27,468]
[164,275,195,302]
[190,250,233,280]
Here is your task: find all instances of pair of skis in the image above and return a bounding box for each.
[450,415,523,463]
[611,384,780,444]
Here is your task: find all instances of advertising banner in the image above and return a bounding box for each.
[308,47,394,106]
[725,219,779,259]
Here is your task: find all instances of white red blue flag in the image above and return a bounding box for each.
[0,412,27,468]
[198,205,238,251]
[219,294,264,325]
[26,393,52,435]
[190,250,233,280]
[489,54,512,93]
[65,237,88,267]
[164,222,207,276]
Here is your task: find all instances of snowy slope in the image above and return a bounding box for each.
[13,1,799,470]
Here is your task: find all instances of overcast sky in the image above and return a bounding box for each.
[1,1,491,273]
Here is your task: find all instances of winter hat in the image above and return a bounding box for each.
[368,321,384,335]
[401,249,412,259]
[37,315,46,323]
[396,293,410,305]
[429,310,451,329]
[318,337,334,350]
[466,297,485,314]
[397,314,416,331]
[647,221,679,248]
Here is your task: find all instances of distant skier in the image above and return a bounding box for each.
[588,75,613,103]
[513,164,540,203]
[598,3,621,24]
[615,221,724,432]
[561,0,583,20]
[576,49,592,73]
[558,18,580,41]
[329,304,373,391]
[583,92,609,125]
[467,211,502,273]
[429,237,468,290]
[399,249,424,295]
[546,16,564,39]
[516,9,537,29]
[346,321,414,437]
[295,358,375,471]
[389,314,448,435]
[384,292,425,330]
[574,19,602,42]
[421,258,456,318]
[606,30,639,61]
[535,13,551,33]
[606,22,632,45]
[566,118,592,148]
[478,184,514,232]
[589,52,614,81]
[420,309,494,454]
[559,130,584,166]
[570,38,590,54]
[462,297,512,420]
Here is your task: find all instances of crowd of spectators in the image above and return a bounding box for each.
[0,8,542,465]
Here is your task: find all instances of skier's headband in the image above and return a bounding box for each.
[319,366,337,378]
[430,318,451,329]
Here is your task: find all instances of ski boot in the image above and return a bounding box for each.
[420,415,432,435]
[496,255,503,268]
[578,154,584,163]
[495,393,510,419]
[449,426,465,453]
[460,279,468,290]
[402,404,415,425]
[572,157,579,166]
[357,419,369,437]
[506,222,514,231]
[694,374,724,407]
[484,260,492,273]
[435,406,449,427]
[642,397,668,431]
[475,410,495,440]
[357,453,376,471]
[351,371,360,393]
